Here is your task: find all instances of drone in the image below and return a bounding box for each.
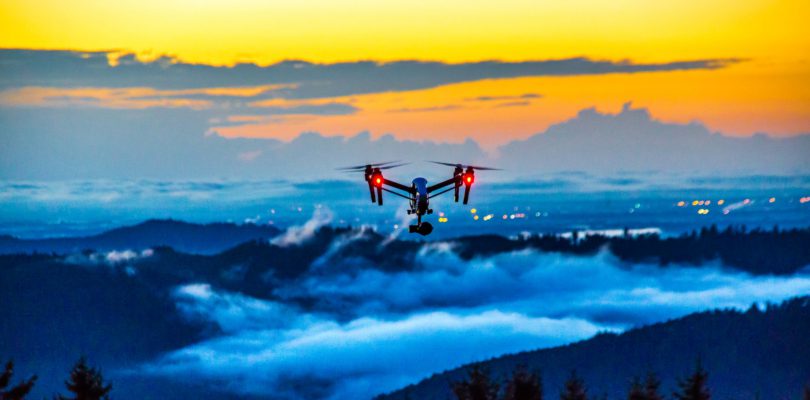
[338,161,499,235]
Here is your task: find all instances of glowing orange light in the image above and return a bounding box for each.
[769,197,776,203]
[677,201,685,207]
[375,177,382,185]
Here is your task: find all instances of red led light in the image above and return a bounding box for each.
[466,176,472,183]
[375,177,382,186]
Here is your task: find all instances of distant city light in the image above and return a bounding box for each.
[698,208,710,215]
[438,217,448,223]
[705,200,711,205]
[502,214,508,220]
[470,208,477,214]
[692,200,699,206]
[535,211,541,217]
[473,215,479,220]
[743,199,751,204]
[769,197,776,203]
[800,197,810,204]
[677,201,686,207]
[483,214,494,221]
[439,212,445,217]
[717,199,725,205]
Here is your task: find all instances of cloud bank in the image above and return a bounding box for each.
[139,238,810,400]
[2,104,808,181]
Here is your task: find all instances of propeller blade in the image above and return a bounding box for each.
[466,165,502,171]
[379,162,410,170]
[428,161,501,171]
[336,160,402,170]
[428,161,463,168]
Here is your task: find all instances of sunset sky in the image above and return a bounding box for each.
[1,0,809,149]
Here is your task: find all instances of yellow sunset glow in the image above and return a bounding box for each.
[2,0,809,64]
[1,0,809,144]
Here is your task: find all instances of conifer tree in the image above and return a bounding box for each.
[503,365,542,400]
[560,371,587,400]
[57,358,111,400]
[643,372,664,400]
[0,360,36,400]
[452,365,499,400]
[627,377,645,400]
[673,361,710,400]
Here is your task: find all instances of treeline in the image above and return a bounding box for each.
[454,225,810,275]
[0,357,111,400]
[450,362,809,400]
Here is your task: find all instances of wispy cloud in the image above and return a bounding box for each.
[271,208,334,247]
[468,93,542,102]
[388,105,462,113]
[0,49,744,99]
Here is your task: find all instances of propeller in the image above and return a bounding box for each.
[336,161,406,171]
[337,161,410,172]
[427,161,501,170]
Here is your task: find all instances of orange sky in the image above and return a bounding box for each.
[1,0,809,147]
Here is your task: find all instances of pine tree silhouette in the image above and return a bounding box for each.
[0,360,36,400]
[503,365,542,400]
[452,365,499,400]
[560,371,587,400]
[56,358,111,400]
[627,377,645,400]
[673,361,710,400]
[643,372,663,400]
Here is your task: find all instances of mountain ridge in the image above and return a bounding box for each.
[377,296,810,400]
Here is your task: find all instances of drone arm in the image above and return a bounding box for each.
[428,186,456,199]
[383,179,414,194]
[427,177,458,194]
[381,187,413,200]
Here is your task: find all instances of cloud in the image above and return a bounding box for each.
[3,103,808,181]
[137,241,810,400]
[277,246,810,324]
[0,49,743,99]
[388,105,462,113]
[271,208,334,246]
[468,93,542,102]
[496,103,810,175]
[146,289,606,400]
[493,100,531,108]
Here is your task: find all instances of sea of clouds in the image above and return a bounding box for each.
[138,224,810,400]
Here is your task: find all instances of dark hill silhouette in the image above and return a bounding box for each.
[0,219,280,255]
[377,297,810,400]
[2,223,809,277]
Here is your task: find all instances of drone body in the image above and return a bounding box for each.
[340,161,498,235]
